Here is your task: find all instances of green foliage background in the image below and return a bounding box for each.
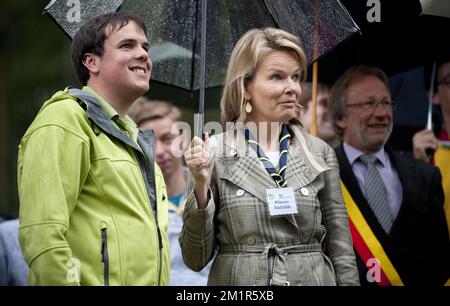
[0,0,77,218]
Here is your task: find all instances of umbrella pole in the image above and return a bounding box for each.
[311,61,318,137]
[425,62,437,157]
[426,62,437,131]
[310,0,320,137]
[196,0,207,138]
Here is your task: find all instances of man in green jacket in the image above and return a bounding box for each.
[17,12,170,285]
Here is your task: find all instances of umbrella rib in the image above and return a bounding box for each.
[262,0,281,28]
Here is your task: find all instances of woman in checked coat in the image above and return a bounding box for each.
[181,27,359,286]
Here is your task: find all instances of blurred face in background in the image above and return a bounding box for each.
[139,117,183,176]
[301,90,335,141]
[437,62,450,121]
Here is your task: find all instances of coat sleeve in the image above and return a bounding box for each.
[179,165,219,272]
[18,125,90,285]
[318,143,360,286]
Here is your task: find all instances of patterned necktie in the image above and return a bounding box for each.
[244,125,291,187]
[359,154,393,233]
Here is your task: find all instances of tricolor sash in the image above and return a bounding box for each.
[341,181,404,286]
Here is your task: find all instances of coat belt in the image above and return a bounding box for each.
[219,243,323,286]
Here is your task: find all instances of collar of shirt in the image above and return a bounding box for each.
[342,142,403,220]
[343,142,387,168]
[82,86,138,143]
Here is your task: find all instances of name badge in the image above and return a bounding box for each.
[266,187,298,216]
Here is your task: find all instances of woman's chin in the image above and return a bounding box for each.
[277,111,296,123]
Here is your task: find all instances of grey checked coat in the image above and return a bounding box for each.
[180,123,359,286]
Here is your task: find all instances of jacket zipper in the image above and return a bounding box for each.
[101,227,109,286]
[157,226,163,285]
[140,154,164,285]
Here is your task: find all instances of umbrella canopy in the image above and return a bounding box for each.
[44,0,122,39]
[45,0,359,90]
[45,0,360,136]
[420,0,450,19]
[149,41,197,63]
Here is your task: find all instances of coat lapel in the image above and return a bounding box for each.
[384,148,414,238]
[218,124,330,231]
[219,127,300,228]
[285,125,330,191]
[218,128,277,204]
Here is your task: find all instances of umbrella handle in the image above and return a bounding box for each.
[426,62,437,131]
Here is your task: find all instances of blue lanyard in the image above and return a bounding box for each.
[244,124,291,187]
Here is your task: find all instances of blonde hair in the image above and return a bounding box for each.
[128,97,181,126]
[220,27,307,127]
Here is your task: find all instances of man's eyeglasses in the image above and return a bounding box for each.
[345,100,396,111]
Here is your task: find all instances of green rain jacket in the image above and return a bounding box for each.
[17,87,170,285]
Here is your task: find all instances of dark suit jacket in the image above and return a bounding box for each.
[336,144,450,286]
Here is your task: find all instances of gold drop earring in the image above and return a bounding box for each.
[245,101,252,113]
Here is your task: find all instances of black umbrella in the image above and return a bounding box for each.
[44,0,359,136]
[316,0,450,84]
[314,0,450,152]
